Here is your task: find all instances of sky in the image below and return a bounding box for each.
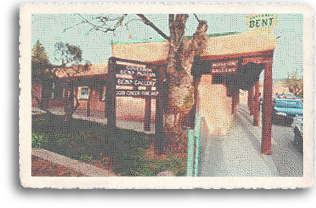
[32,13,303,79]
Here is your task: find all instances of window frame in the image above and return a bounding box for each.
[99,85,106,101]
[78,86,90,100]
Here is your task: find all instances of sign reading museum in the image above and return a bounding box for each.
[211,60,238,74]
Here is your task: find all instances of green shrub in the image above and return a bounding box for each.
[32,133,48,149]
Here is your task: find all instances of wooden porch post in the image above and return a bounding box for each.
[144,96,151,131]
[155,66,165,155]
[107,58,116,129]
[87,88,93,117]
[249,85,255,115]
[236,89,240,107]
[232,87,236,114]
[261,62,273,155]
[253,79,260,126]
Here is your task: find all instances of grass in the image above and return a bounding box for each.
[32,113,187,176]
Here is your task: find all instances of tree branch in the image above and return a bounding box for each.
[73,14,127,35]
[137,14,170,41]
[193,14,200,22]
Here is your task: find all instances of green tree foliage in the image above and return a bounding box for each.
[31,40,53,83]
[54,42,83,69]
[284,69,303,97]
[54,42,91,122]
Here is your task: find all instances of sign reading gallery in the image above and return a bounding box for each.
[211,60,238,74]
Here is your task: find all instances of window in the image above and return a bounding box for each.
[275,100,287,108]
[287,100,303,109]
[78,86,90,99]
[99,86,106,101]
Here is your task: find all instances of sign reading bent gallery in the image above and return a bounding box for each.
[113,61,159,97]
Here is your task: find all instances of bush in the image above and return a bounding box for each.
[32,133,48,149]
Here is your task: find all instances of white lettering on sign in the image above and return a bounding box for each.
[114,62,159,97]
[115,90,159,97]
[117,79,133,85]
[116,90,126,96]
[211,60,238,74]
[119,70,135,76]
[136,71,156,78]
[126,90,141,96]
[126,65,153,73]
[134,80,156,86]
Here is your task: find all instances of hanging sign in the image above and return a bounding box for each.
[211,60,238,74]
[245,14,277,31]
[113,61,159,97]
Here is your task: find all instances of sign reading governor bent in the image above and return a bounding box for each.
[211,60,238,74]
[114,61,159,97]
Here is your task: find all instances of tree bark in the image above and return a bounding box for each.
[165,14,208,128]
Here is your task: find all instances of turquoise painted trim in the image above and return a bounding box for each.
[111,32,240,45]
[194,114,202,176]
[187,113,203,177]
[187,130,195,177]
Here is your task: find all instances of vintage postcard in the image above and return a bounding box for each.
[20,3,314,188]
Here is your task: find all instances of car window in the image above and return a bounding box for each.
[287,100,303,109]
[275,100,287,107]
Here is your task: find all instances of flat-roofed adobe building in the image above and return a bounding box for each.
[111,29,277,154]
[32,23,277,154]
[32,62,157,123]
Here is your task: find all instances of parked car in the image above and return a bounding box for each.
[277,93,303,101]
[292,115,303,152]
[272,98,303,124]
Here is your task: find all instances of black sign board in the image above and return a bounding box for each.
[114,62,159,97]
[211,60,238,74]
[107,57,164,153]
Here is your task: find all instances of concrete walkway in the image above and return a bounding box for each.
[198,105,279,177]
[32,148,116,177]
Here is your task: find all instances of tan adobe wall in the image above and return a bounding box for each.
[76,87,157,122]
[116,97,156,122]
[197,75,234,136]
[76,88,105,112]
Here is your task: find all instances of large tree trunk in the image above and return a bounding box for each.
[165,14,208,128]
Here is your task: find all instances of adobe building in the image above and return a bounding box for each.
[111,29,277,154]
[32,62,157,123]
[32,26,277,155]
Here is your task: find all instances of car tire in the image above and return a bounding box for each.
[294,127,303,153]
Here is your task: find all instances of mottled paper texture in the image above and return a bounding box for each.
[20,3,313,188]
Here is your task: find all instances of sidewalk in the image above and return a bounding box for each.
[198,104,279,177]
[32,148,116,177]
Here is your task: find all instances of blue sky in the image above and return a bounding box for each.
[32,13,303,79]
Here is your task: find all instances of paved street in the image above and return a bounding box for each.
[199,103,303,177]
